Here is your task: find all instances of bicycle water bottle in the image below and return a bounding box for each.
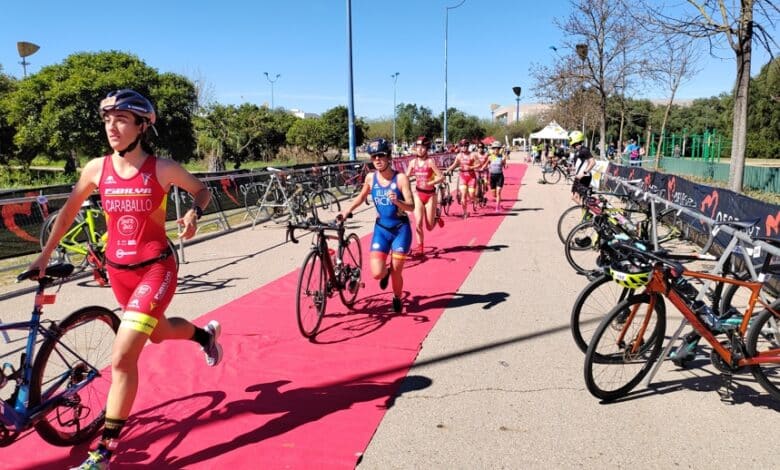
[614,212,637,233]
[673,277,698,300]
[691,300,721,332]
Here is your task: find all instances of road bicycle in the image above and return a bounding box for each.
[245,169,340,227]
[473,171,489,212]
[334,162,372,197]
[287,215,364,339]
[563,194,681,276]
[437,172,454,217]
[583,240,780,402]
[0,264,119,446]
[40,198,180,286]
[542,158,574,184]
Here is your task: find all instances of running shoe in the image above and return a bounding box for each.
[70,448,111,470]
[203,320,223,367]
[392,296,402,314]
[379,266,392,290]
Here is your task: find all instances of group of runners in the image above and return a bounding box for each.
[339,135,510,316]
[28,88,511,469]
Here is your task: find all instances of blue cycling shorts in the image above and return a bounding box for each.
[370,218,412,258]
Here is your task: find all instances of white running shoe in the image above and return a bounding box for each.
[202,320,223,367]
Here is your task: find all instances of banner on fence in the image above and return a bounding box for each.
[606,164,780,246]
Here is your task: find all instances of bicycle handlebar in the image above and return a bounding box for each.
[609,240,686,278]
[17,264,75,283]
[286,213,353,244]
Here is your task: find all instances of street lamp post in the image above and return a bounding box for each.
[391,72,399,155]
[443,0,466,147]
[575,43,588,134]
[346,0,357,161]
[263,72,281,109]
[16,41,40,78]
[512,86,522,123]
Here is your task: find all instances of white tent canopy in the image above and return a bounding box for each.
[529,121,569,141]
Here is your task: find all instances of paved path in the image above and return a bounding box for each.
[1,162,778,469]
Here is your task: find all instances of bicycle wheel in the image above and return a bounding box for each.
[245,183,272,222]
[338,233,363,308]
[557,205,590,244]
[441,185,452,216]
[570,273,635,353]
[310,190,341,223]
[296,249,327,338]
[29,306,120,446]
[40,211,90,268]
[746,306,780,401]
[167,238,181,271]
[564,220,601,275]
[584,293,666,401]
[267,187,290,224]
[543,166,562,184]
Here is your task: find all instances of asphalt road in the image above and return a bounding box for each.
[1,161,778,469]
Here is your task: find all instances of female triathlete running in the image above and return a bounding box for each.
[446,139,478,218]
[487,141,508,211]
[405,135,445,257]
[340,138,414,314]
[30,90,223,470]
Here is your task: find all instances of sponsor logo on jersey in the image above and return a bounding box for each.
[136,284,151,297]
[104,188,153,195]
[154,271,173,301]
[142,173,152,185]
[104,175,116,184]
[115,249,137,259]
[128,299,141,310]
[117,215,139,237]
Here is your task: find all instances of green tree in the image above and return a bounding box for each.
[441,108,485,143]
[4,51,197,170]
[0,65,18,164]
[319,106,366,161]
[747,58,780,158]
[286,117,330,159]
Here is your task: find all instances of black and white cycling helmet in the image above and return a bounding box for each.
[99,89,157,125]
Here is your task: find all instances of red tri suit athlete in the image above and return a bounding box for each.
[100,154,169,266]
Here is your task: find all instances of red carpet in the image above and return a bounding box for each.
[8,164,527,470]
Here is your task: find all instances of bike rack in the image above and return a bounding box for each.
[605,174,780,387]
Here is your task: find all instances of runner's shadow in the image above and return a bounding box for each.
[406,291,509,313]
[29,391,227,470]
[176,275,244,295]
[167,375,433,468]
[312,292,429,344]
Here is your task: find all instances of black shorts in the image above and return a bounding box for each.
[489,173,504,189]
[571,175,592,196]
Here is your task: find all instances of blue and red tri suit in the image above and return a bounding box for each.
[370,172,412,259]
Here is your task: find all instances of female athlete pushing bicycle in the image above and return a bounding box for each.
[30,90,223,470]
[405,135,445,257]
[340,138,415,314]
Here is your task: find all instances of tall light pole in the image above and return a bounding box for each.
[575,43,588,134]
[346,0,357,161]
[512,86,522,123]
[391,72,400,155]
[443,0,466,147]
[263,72,281,109]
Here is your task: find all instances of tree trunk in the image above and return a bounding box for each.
[64,149,79,175]
[599,94,607,158]
[728,4,753,193]
[207,153,225,172]
[655,93,675,169]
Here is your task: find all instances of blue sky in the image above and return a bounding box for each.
[1,1,776,120]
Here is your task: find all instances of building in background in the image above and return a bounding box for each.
[492,102,550,124]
